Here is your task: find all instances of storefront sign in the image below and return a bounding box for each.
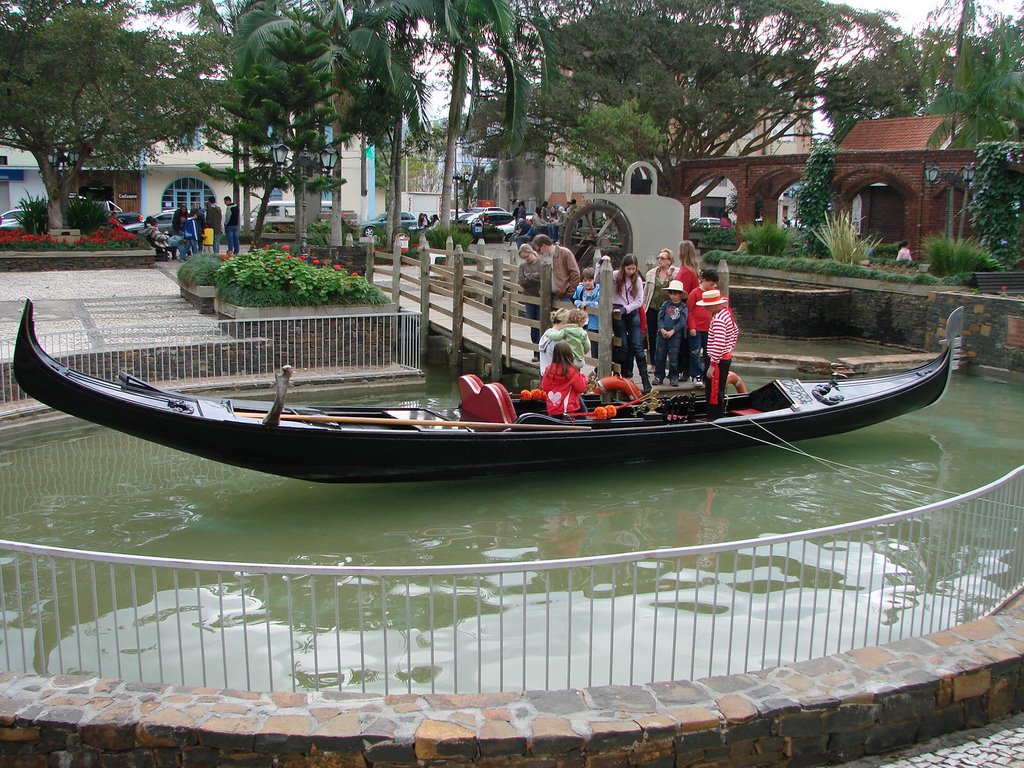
[118,193,139,200]
[0,169,25,181]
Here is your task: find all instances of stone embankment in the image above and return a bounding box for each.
[3,600,1024,767]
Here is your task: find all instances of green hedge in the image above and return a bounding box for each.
[705,251,971,286]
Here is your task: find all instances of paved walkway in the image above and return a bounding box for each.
[843,712,1024,766]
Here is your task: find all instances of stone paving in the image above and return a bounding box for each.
[843,711,1024,766]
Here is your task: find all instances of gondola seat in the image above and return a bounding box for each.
[457,374,517,424]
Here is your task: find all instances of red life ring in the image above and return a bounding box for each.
[597,375,642,401]
[727,371,747,394]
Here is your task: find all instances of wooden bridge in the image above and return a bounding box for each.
[365,234,624,379]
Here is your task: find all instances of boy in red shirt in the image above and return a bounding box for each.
[687,268,718,382]
[697,289,740,421]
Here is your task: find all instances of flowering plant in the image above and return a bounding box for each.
[214,248,388,307]
[0,226,146,251]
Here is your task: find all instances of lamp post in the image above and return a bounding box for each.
[925,162,976,239]
[46,147,80,229]
[269,142,339,255]
[452,173,465,221]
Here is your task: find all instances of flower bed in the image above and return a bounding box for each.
[0,227,147,251]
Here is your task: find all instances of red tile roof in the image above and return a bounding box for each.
[840,116,948,151]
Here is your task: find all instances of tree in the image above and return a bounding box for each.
[202,11,339,241]
[0,0,220,227]
[538,0,900,197]
[430,0,556,222]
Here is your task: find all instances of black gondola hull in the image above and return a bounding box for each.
[13,300,963,483]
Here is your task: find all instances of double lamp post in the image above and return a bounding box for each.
[924,162,976,239]
[269,142,339,255]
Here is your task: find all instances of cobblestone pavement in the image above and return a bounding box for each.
[0,263,219,340]
[841,712,1024,767]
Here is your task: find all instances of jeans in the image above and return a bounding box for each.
[211,234,221,255]
[179,237,198,261]
[613,310,646,378]
[225,225,240,255]
[654,332,682,381]
[525,299,540,344]
[689,330,708,380]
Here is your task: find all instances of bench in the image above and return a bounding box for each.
[975,272,1024,295]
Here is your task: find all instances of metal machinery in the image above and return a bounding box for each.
[560,162,686,270]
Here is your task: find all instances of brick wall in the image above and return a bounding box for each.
[2,602,1024,767]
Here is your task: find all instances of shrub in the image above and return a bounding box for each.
[699,227,737,247]
[15,196,49,235]
[921,235,994,277]
[215,247,388,307]
[812,212,880,264]
[177,254,221,287]
[739,221,795,257]
[705,250,971,286]
[795,140,838,256]
[305,219,356,246]
[67,197,107,234]
[424,225,473,250]
[871,243,899,260]
[0,226,145,251]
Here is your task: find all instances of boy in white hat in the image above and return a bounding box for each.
[696,289,740,419]
[653,280,689,386]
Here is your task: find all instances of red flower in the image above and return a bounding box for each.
[351,271,359,277]
[312,259,320,265]
[333,264,341,270]
[282,244,290,251]
[276,257,281,262]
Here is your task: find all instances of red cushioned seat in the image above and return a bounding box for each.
[458,375,516,424]
[728,408,761,416]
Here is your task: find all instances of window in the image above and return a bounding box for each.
[161,177,215,211]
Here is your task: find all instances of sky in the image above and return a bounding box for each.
[831,0,1022,30]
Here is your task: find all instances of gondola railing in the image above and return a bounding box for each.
[2,465,1022,694]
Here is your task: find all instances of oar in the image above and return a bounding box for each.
[233,411,591,432]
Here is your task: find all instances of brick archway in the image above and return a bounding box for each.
[673,149,978,251]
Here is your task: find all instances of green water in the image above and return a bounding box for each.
[0,362,1021,568]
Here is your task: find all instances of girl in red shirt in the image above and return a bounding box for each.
[541,341,588,418]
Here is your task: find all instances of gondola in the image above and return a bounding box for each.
[13,300,963,484]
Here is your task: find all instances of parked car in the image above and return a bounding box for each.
[115,211,144,232]
[1,209,24,229]
[457,210,516,236]
[358,211,419,238]
[689,216,721,229]
[251,200,296,226]
[149,210,176,234]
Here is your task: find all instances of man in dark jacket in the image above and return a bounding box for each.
[223,196,240,256]
[204,198,223,255]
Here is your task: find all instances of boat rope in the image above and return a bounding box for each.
[709,417,1024,513]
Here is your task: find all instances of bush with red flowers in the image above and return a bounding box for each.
[0,226,148,251]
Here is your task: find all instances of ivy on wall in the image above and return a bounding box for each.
[795,141,838,257]
[970,141,1024,271]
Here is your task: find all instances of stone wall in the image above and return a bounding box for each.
[0,251,155,271]
[725,266,1024,368]
[2,601,1024,767]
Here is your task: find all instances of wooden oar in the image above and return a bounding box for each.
[233,411,591,432]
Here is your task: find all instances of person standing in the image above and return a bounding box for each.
[674,240,700,378]
[531,234,580,302]
[697,289,739,421]
[517,244,542,361]
[180,209,200,261]
[687,268,718,382]
[607,253,651,391]
[170,202,188,237]
[644,249,676,366]
[653,280,688,386]
[204,198,223,255]
[223,196,241,256]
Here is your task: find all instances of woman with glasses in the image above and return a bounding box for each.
[644,249,676,371]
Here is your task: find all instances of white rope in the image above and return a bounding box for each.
[709,416,1024,512]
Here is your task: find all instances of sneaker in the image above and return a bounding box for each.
[669,378,679,387]
[532,352,540,362]
[653,378,663,386]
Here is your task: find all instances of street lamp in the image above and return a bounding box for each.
[268,142,339,255]
[46,147,80,229]
[452,173,466,220]
[925,162,976,239]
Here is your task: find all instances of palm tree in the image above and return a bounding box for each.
[429,0,556,223]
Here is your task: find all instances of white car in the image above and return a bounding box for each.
[458,210,516,236]
[1,209,23,229]
[251,200,297,225]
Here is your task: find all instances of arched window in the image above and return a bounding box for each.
[161,178,215,211]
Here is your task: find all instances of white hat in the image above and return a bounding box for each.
[666,280,686,292]
[696,289,728,307]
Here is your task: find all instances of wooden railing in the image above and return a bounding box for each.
[366,233,621,378]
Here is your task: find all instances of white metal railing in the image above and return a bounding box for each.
[2,465,1022,694]
[0,311,421,407]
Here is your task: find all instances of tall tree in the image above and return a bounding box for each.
[538,0,899,197]
[201,10,339,240]
[0,0,220,227]
[430,0,556,222]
